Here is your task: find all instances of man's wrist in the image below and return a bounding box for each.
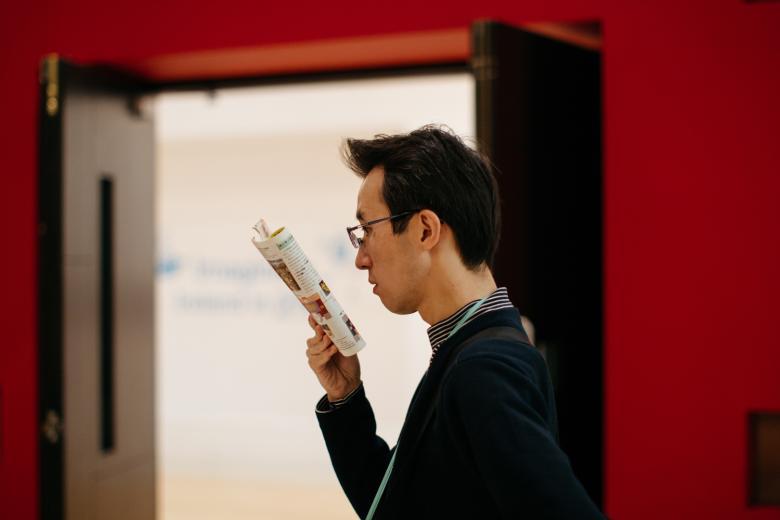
[327,380,362,403]
[316,381,364,414]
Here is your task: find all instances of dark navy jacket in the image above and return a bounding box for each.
[316,308,604,519]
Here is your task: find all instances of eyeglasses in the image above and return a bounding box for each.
[346,210,420,249]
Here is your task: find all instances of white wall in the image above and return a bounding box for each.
[155,73,474,518]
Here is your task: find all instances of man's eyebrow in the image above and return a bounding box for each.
[356,209,365,222]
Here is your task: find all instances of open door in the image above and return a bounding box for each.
[472,21,603,506]
[38,56,156,520]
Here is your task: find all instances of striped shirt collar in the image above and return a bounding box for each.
[427,287,514,362]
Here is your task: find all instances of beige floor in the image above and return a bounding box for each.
[160,476,356,520]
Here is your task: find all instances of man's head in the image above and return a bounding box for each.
[343,125,501,314]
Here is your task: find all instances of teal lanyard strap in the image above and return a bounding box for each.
[364,448,397,520]
[364,295,489,520]
[447,295,488,339]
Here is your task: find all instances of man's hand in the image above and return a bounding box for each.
[306,314,361,401]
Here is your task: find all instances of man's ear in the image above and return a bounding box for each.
[416,209,442,251]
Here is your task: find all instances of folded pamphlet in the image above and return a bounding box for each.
[251,219,365,357]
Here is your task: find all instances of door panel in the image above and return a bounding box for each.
[39,57,156,520]
[472,21,603,506]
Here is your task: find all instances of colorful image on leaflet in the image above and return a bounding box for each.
[342,315,361,342]
[269,258,301,291]
[300,293,332,321]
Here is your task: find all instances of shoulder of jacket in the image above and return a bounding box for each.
[454,332,542,368]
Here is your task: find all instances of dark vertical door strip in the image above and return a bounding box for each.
[100,176,115,453]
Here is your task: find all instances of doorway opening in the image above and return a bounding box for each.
[154,73,474,519]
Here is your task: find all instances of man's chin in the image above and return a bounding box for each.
[377,294,417,316]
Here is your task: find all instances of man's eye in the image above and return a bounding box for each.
[364,227,372,236]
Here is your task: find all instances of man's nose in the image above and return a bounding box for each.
[354,246,371,270]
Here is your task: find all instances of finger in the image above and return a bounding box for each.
[312,342,336,359]
[307,333,333,356]
[306,326,324,345]
[306,326,326,344]
[308,344,338,369]
[308,342,336,360]
[307,314,318,331]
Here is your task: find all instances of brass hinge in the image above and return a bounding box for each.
[42,53,59,117]
[41,409,64,444]
[470,21,498,82]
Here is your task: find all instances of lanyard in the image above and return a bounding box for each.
[446,295,488,340]
[365,295,489,520]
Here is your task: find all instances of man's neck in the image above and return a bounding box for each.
[417,263,498,326]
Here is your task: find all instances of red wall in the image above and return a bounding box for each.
[2,0,779,518]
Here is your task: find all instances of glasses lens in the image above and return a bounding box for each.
[353,227,365,248]
[348,227,364,248]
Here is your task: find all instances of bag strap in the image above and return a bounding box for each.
[416,325,530,438]
[373,325,530,519]
[388,327,529,488]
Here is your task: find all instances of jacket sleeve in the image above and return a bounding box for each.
[441,354,605,519]
[316,384,392,518]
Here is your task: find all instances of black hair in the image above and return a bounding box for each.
[342,125,500,270]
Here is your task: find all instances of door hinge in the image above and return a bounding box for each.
[41,409,63,444]
[41,53,59,117]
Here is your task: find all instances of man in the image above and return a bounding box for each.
[305,126,603,519]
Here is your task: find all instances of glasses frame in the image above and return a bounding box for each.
[346,210,420,248]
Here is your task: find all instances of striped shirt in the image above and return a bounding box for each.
[427,287,514,364]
